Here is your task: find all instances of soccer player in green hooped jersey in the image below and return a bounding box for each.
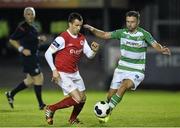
[84,11,171,122]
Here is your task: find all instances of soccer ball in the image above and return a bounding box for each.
[94,101,110,118]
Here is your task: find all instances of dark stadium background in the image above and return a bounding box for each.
[0,0,180,90]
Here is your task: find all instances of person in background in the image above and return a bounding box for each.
[5,7,46,110]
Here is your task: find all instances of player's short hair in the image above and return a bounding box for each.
[68,12,83,23]
[24,7,36,17]
[126,11,140,20]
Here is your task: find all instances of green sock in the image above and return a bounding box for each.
[109,94,122,109]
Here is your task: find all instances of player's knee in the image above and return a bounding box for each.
[33,73,44,85]
[75,95,86,103]
[74,96,82,103]
[121,79,133,90]
[120,84,130,91]
[81,95,86,102]
[24,79,33,87]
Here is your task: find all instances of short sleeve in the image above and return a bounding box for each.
[144,31,156,46]
[111,29,123,39]
[50,36,65,51]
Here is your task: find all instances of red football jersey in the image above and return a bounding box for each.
[55,31,85,73]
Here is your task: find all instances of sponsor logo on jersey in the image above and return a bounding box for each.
[69,48,83,55]
[126,41,142,47]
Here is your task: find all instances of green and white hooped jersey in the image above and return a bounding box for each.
[111,27,156,74]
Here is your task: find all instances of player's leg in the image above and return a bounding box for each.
[47,72,82,111]
[32,72,46,110]
[26,56,46,109]
[108,71,144,110]
[69,91,86,124]
[107,88,117,102]
[5,74,32,109]
[45,89,81,125]
[100,71,144,123]
[106,68,121,103]
[98,79,133,123]
[108,79,134,110]
[68,71,86,124]
[47,89,82,111]
[45,72,82,125]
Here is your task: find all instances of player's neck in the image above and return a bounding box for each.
[67,29,78,38]
[128,29,137,34]
[25,20,33,26]
[68,29,78,36]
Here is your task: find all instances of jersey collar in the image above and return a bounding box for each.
[67,29,78,38]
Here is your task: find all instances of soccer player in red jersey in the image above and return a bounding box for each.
[44,12,99,125]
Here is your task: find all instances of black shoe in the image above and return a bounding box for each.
[5,91,14,109]
[39,104,46,110]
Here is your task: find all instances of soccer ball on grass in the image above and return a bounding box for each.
[94,101,110,118]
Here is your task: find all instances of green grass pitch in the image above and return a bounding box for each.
[0,88,180,127]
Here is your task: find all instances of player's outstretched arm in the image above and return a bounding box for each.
[152,42,171,55]
[83,24,111,39]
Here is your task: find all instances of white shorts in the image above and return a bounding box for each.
[58,71,85,96]
[110,68,145,90]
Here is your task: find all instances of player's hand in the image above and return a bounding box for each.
[52,69,60,84]
[22,49,31,56]
[161,46,171,55]
[91,41,99,52]
[83,24,94,31]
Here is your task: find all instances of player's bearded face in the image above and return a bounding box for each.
[126,16,139,32]
[69,19,83,35]
[24,10,35,24]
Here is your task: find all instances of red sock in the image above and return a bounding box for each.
[49,96,78,111]
[69,102,85,122]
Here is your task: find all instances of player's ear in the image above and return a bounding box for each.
[68,22,71,27]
